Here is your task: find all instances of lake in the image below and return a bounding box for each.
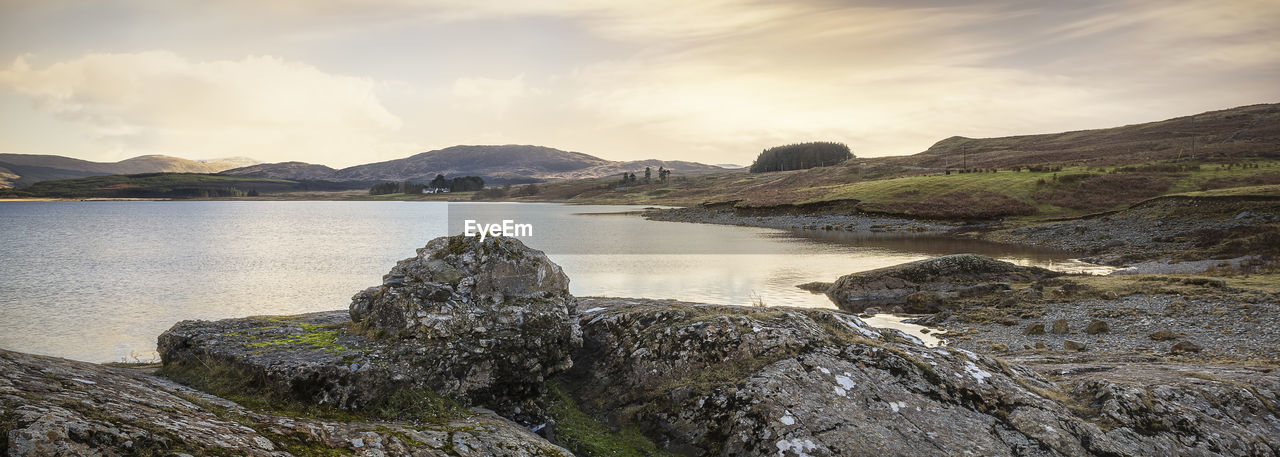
[0,201,1084,362]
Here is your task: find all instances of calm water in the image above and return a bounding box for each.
[0,201,1081,362]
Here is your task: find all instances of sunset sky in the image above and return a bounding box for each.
[1,0,1277,168]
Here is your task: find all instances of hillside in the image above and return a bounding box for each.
[519,103,1280,221]
[911,103,1279,168]
[0,153,258,187]
[0,173,330,199]
[219,161,339,180]
[331,145,609,184]
[223,145,724,184]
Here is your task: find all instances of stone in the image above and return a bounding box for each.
[0,349,570,456]
[1171,341,1203,353]
[1149,329,1181,341]
[1024,322,1046,335]
[795,281,832,293]
[1085,319,1110,334]
[1102,290,1120,300]
[1034,340,1047,349]
[862,307,882,315]
[998,315,1019,326]
[160,235,582,424]
[561,298,1280,456]
[1064,340,1087,351]
[1051,319,1070,334]
[991,343,1009,352]
[823,254,1061,313]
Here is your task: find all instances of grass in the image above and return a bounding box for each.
[0,408,18,452]
[8,172,303,198]
[1170,184,1280,198]
[243,321,350,353]
[546,383,675,457]
[518,156,1280,223]
[156,356,467,425]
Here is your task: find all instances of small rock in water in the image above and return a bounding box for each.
[1051,319,1070,334]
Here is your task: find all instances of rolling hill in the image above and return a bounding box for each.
[0,154,258,187]
[218,161,339,181]
[222,144,724,184]
[908,103,1280,169]
[524,103,1280,220]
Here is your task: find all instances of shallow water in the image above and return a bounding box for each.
[0,201,1079,362]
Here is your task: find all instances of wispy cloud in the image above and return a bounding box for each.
[0,0,1277,165]
[0,51,401,165]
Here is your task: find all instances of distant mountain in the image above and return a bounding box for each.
[912,103,1280,168]
[331,145,611,183]
[0,153,259,187]
[222,145,724,184]
[219,161,339,181]
[714,163,745,169]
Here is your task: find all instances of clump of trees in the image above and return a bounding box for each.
[749,142,853,173]
[370,175,486,195]
[619,166,672,185]
[369,181,425,195]
[446,176,485,192]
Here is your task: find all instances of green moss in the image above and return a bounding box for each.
[244,328,348,352]
[547,383,675,457]
[1,407,20,452]
[157,357,468,425]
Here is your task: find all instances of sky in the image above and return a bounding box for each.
[1,0,1277,168]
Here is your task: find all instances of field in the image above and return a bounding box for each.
[0,173,362,199]
[515,157,1280,222]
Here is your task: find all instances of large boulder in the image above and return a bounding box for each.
[160,235,581,424]
[348,234,580,396]
[562,298,1280,456]
[822,254,1061,313]
[0,349,571,456]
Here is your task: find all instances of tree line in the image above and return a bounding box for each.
[618,166,672,185]
[369,175,486,195]
[748,142,853,173]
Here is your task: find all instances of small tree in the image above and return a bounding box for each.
[644,166,652,184]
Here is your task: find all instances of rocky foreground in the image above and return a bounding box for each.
[4,236,1280,456]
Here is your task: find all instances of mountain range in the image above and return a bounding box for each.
[220,145,725,184]
[0,154,258,188]
[0,145,726,188]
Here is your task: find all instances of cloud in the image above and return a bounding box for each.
[452,74,537,116]
[0,51,402,165]
[3,0,1279,166]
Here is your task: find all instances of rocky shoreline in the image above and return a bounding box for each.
[643,205,960,236]
[4,235,1279,456]
[643,195,1279,269]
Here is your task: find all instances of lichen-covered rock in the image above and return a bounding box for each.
[562,298,1280,456]
[349,235,581,407]
[822,254,1060,313]
[160,235,581,424]
[0,349,571,456]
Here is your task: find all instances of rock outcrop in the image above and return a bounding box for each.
[821,254,1061,313]
[0,349,571,456]
[160,235,581,425]
[73,246,1279,456]
[562,297,1280,456]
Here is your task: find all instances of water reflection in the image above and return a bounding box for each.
[0,201,1093,362]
